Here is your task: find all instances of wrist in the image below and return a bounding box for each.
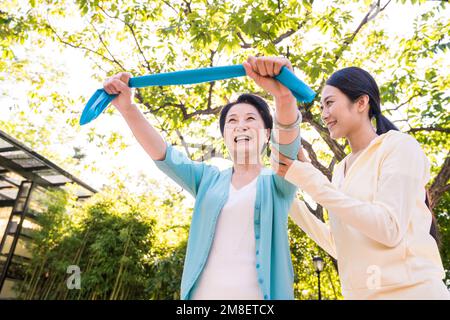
[116,102,135,114]
[274,92,296,105]
[274,110,302,130]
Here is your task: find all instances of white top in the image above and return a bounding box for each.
[191,176,263,300]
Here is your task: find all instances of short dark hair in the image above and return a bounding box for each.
[219,93,273,136]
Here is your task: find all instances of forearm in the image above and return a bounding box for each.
[285,161,407,247]
[289,199,337,259]
[273,94,299,144]
[116,104,166,161]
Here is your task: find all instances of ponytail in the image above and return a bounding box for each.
[373,113,399,135]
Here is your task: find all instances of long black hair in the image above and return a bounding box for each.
[326,66,440,245]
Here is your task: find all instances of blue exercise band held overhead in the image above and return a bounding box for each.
[80,64,316,125]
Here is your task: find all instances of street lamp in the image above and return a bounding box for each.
[313,256,324,300]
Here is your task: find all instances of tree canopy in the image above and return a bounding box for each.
[1,0,449,298]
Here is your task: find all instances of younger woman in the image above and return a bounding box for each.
[272,66,450,299]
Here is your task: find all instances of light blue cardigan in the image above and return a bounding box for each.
[153,133,300,300]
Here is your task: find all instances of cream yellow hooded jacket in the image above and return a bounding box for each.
[287,130,449,299]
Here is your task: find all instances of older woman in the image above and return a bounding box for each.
[102,56,303,300]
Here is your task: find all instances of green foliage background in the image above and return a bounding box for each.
[15,185,340,300]
[1,0,449,299]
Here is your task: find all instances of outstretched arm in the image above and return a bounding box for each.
[103,72,166,161]
[289,199,338,259]
[104,72,210,197]
[272,135,429,248]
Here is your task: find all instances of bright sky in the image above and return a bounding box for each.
[1,1,448,197]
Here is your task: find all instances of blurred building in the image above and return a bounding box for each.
[0,130,96,299]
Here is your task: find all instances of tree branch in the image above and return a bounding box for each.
[408,127,450,134]
[183,0,192,14]
[88,21,126,71]
[175,129,192,158]
[46,22,125,70]
[316,0,393,95]
[429,151,450,208]
[301,138,332,180]
[303,200,325,222]
[97,4,152,72]
[237,32,252,48]
[239,14,311,49]
[328,157,337,174]
[384,93,421,113]
[135,90,223,161]
[333,0,391,63]
[301,108,347,161]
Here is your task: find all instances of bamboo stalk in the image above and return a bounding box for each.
[43,274,57,300]
[17,265,31,298]
[110,227,131,300]
[114,271,125,300]
[74,227,91,266]
[25,261,40,299]
[54,274,65,300]
[29,257,47,299]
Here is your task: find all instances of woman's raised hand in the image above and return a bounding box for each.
[243,56,294,99]
[103,72,134,111]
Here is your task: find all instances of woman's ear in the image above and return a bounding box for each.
[356,95,370,113]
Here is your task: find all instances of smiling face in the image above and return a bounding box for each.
[223,103,270,165]
[320,85,370,140]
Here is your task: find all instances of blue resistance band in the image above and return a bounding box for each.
[80,64,316,125]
